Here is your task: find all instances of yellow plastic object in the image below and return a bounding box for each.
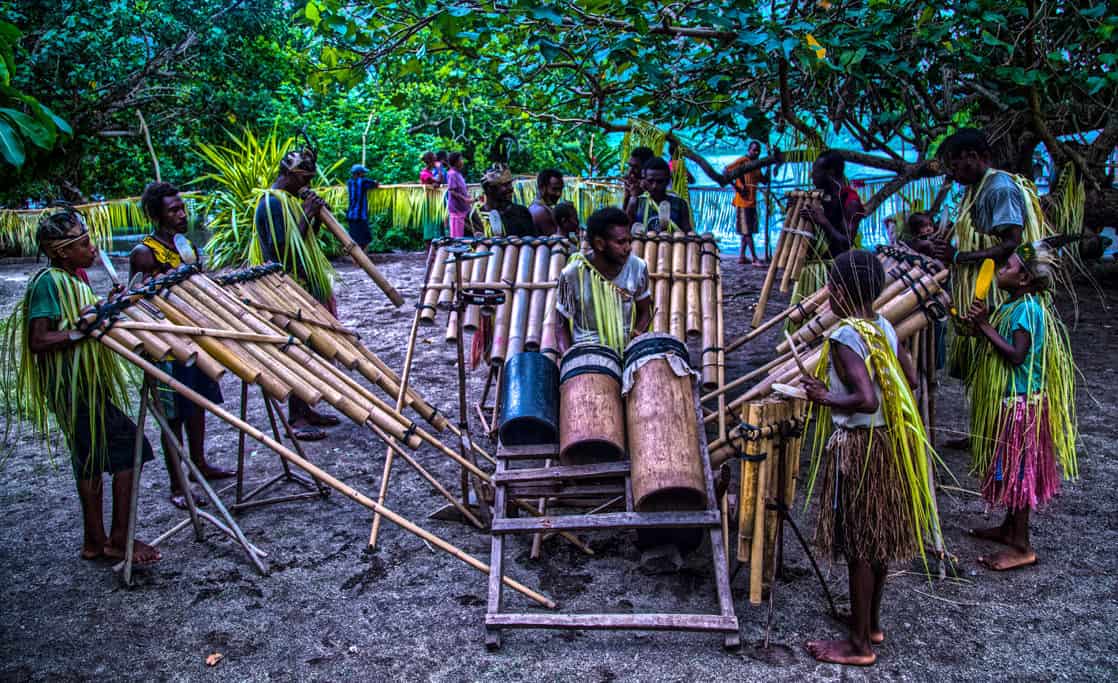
[974,258,996,300]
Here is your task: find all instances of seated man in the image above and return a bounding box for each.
[555,207,652,355]
[529,168,565,235]
[15,209,160,564]
[626,157,693,233]
[131,181,233,509]
[467,164,537,237]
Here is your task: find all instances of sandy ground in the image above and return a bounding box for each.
[0,252,1115,682]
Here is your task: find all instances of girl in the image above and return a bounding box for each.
[800,249,941,667]
[963,238,1077,571]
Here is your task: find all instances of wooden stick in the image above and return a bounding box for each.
[114,321,299,345]
[97,334,556,609]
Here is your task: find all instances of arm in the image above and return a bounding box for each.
[555,312,573,355]
[801,203,850,253]
[632,295,653,338]
[529,204,558,235]
[896,341,918,389]
[802,343,879,413]
[966,301,1031,366]
[677,200,693,233]
[953,225,1022,265]
[128,244,157,282]
[28,317,79,354]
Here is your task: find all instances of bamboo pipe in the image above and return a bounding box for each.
[524,242,551,351]
[668,238,687,340]
[420,246,448,325]
[238,295,358,338]
[506,243,535,357]
[538,243,567,361]
[643,231,659,270]
[700,241,718,391]
[749,400,773,605]
[260,273,345,328]
[714,243,727,442]
[685,239,701,340]
[479,244,504,317]
[435,253,457,314]
[780,195,815,293]
[96,333,556,608]
[114,320,297,345]
[462,249,487,333]
[445,310,459,346]
[354,344,447,431]
[750,194,800,329]
[490,241,520,364]
[784,400,804,509]
[737,401,762,562]
[653,238,672,332]
[727,283,829,354]
[121,304,203,369]
[762,399,788,583]
[314,204,404,307]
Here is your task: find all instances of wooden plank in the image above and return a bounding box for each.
[491,510,720,534]
[497,443,560,460]
[485,613,739,633]
[506,483,626,499]
[493,461,631,484]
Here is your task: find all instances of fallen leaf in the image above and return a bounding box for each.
[206,653,224,667]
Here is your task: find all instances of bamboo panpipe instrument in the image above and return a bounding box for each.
[96,334,556,609]
[121,303,219,376]
[113,321,298,345]
[751,192,800,328]
[780,192,822,294]
[311,202,404,307]
[420,246,448,324]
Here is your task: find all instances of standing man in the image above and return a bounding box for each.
[251,145,339,441]
[529,168,565,235]
[627,157,692,233]
[467,164,536,237]
[724,141,775,265]
[130,182,233,508]
[621,146,656,211]
[345,164,379,250]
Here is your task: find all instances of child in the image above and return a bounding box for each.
[963,238,1077,570]
[5,210,160,564]
[800,249,941,667]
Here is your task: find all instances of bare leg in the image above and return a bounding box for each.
[807,558,877,666]
[980,507,1037,570]
[186,411,234,479]
[161,418,191,508]
[76,477,107,560]
[104,468,161,565]
[287,396,328,441]
[869,561,887,644]
[969,510,1014,545]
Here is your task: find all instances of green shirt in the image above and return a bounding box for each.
[27,270,63,323]
[996,297,1046,396]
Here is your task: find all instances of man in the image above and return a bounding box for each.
[19,210,160,564]
[252,146,340,440]
[621,146,656,210]
[626,157,693,233]
[555,207,652,355]
[467,164,536,237]
[553,201,580,237]
[345,164,379,249]
[724,141,773,264]
[800,150,865,260]
[130,182,233,508]
[529,168,565,235]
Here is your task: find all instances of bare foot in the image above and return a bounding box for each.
[104,540,162,566]
[170,488,207,510]
[806,639,876,666]
[979,548,1037,571]
[290,423,327,441]
[195,464,236,480]
[837,611,884,644]
[968,525,1012,546]
[302,410,340,427]
[80,544,105,560]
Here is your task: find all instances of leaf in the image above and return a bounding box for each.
[0,107,54,149]
[304,1,320,26]
[0,118,25,167]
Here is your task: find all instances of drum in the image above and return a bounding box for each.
[559,343,626,465]
[623,333,706,512]
[498,351,559,445]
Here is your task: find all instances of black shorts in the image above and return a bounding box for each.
[347,218,372,249]
[736,206,759,234]
[69,399,154,481]
[157,361,224,421]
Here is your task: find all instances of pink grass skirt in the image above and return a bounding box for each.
[449,212,467,238]
[981,395,1059,511]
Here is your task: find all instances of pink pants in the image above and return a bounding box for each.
[449,212,467,238]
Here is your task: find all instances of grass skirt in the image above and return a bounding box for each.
[814,426,917,564]
[981,395,1060,510]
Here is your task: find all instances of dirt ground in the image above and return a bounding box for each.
[0,251,1115,682]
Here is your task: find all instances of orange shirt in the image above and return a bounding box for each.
[726,156,761,208]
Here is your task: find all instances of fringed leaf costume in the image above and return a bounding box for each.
[556,253,641,356]
[967,294,1076,510]
[250,189,335,303]
[1,268,133,465]
[805,318,943,565]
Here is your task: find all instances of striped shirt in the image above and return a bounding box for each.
[346,176,377,221]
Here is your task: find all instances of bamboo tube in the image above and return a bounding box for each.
[114,321,296,345]
[420,246,447,325]
[668,239,687,340]
[490,241,520,364]
[506,243,536,357]
[751,194,801,329]
[784,400,804,509]
[737,401,763,562]
[631,236,645,263]
[715,244,727,442]
[260,273,343,328]
[95,334,556,609]
[538,243,566,360]
[700,241,718,390]
[749,400,773,605]
[780,195,813,293]
[315,204,404,306]
[685,239,701,339]
[462,249,487,333]
[435,254,457,313]
[525,242,551,350]
[122,305,201,368]
[643,231,659,269]
[479,244,504,316]
[653,238,672,332]
[727,284,828,354]
[762,399,787,583]
[354,344,447,431]
[445,310,459,346]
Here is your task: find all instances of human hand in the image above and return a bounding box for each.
[799,203,822,225]
[800,376,829,405]
[302,191,325,218]
[965,301,989,326]
[933,241,956,264]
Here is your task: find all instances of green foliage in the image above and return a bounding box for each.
[0,20,71,168]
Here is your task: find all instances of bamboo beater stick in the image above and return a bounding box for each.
[314,204,404,307]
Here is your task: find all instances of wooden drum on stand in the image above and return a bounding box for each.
[623,332,706,512]
[559,343,626,465]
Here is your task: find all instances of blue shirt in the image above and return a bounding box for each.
[972,171,1025,236]
[996,296,1046,396]
[346,176,377,221]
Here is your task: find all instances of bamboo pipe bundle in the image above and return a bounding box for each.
[505,242,536,357]
[736,401,764,563]
[780,191,823,294]
[685,239,701,339]
[419,246,448,325]
[312,203,404,307]
[726,284,830,354]
[525,242,552,350]
[538,242,567,361]
[748,399,776,604]
[490,241,520,364]
[751,191,805,327]
[653,238,672,332]
[120,303,208,371]
[700,237,719,390]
